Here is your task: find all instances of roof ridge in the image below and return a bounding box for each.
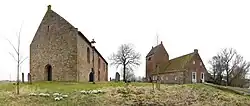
[146,43,163,57]
[78,31,108,64]
[169,52,194,61]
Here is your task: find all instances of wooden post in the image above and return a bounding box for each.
[157,64,160,90]
[21,73,24,83]
[28,73,32,84]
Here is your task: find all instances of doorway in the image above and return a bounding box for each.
[98,71,100,81]
[192,72,197,83]
[45,64,52,81]
[89,70,94,82]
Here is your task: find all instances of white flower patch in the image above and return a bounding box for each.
[28,92,68,101]
[80,90,105,94]
[54,97,61,101]
[53,93,60,96]
[29,93,37,96]
[80,90,87,94]
[38,93,50,97]
[62,95,68,98]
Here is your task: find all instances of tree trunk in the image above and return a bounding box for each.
[123,65,126,83]
[226,72,229,86]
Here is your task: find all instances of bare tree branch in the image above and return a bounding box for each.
[20,56,28,65]
[209,48,250,87]
[9,52,17,62]
[109,44,141,82]
[5,38,18,55]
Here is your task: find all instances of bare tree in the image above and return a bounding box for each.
[109,44,141,82]
[208,55,225,84]
[120,67,135,81]
[5,24,28,95]
[209,48,250,86]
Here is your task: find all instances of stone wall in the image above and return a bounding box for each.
[30,7,78,82]
[30,6,108,82]
[76,33,108,82]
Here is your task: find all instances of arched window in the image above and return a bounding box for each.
[87,47,90,63]
[98,58,100,69]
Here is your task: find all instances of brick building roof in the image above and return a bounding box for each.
[158,53,194,73]
[151,52,195,75]
[146,45,161,57]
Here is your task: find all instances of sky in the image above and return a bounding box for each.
[0,0,250,81]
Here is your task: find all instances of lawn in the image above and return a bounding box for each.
[1,82,250,106]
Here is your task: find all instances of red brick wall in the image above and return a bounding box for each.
[146,45,169,80]
[186,52,207,83]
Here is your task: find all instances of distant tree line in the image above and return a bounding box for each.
[208,48,250,87]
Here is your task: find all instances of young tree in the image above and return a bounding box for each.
[6,24,28,95]
[209,48,250,86]
[109,44,141,82]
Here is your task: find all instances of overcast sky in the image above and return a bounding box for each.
[0,0,250,81]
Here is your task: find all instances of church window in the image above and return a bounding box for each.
[98,58,100,69]
[87,47,90,63]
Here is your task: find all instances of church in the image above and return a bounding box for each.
[146,41,208,84]
[30,5,108,82]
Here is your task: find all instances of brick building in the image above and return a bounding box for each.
[30,5,108,82]
[146,41,209,84]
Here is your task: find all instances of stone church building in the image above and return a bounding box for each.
[146,42,209,84]
[30,5,108,82]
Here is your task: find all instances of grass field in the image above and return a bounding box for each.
[1,81,250,106]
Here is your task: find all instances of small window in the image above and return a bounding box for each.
[148,57,151,61]
[87,47,90,63]
[175,77,177,80]
[200,62,202,66]
[192,72,196,79]
[103,63,105,71]
[98,58,100,69]
[193,61,195,64]
[201,73,204,79]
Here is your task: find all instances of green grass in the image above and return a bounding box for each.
[1,82,250,106]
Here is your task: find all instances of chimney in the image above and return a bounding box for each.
[161,41,162,44]
[194,49,198,54]
[152,46,154,49]
[48,5,51,10]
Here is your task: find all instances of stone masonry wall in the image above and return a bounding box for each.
[30,8,78,82]
[77,34,108,82]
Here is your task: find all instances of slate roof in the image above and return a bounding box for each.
[78,32,108,64]
[146,44,162,57]
[152,52,195,74]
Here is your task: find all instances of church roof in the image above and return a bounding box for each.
[152,52,195,74]
[146,43,167,58]
[78,32,108,64]
[146,44,161,57]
